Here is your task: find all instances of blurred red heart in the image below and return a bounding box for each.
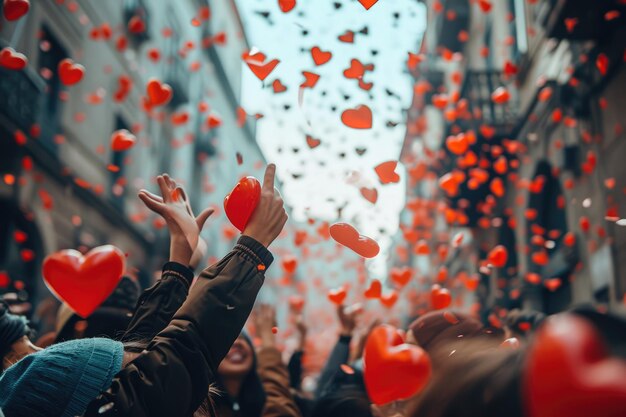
[431,285,452,310]
[110,129,136,152]
[272,79,287,93]
[525,314,626,417]
[360,187,378,204]
[311,46,332,65]
[224,176,261,232]
[380,291,399,308]
[338,30,355,43]
[487,245,508,268]
[341,105,372,129]
[390,266,412,287]
[364,279,382,299]
[330,223,380,258]
[364,324,432,405]
[58,58,85,86]
[281,255,298,273]
[306,135,321,149]
[3,0,30,21]
[278,0,296,12]
[446,133,469,155]
[478,0,492,12]
[146,78,173,106]
[358,0,379,9]
[491,87,511,104]
[288,295,305,312]
[328,287,347,305]
[375,161,400,184]
[0,47,27,70]
[43,245,125,318]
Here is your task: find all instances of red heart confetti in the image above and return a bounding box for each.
[3,0,30,21]
[311,46,332,66]
[146,78,173,107]
[0,47,27,70]
[341,104,373,129]
[58,58,85,86]
[329,223,380,258]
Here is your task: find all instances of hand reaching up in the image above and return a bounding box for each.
[138,174,214,266]
[338,303,363,337]
[255,304,278,348]
[243,164,288,248]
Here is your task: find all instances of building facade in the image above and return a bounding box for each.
[0,0,266,312]
[399,0,626,319]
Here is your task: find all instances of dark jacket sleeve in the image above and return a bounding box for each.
[120,262,194,349]
[287,350,303,390]
[85,236,273,417]
[314,335,351,398]
[258,347,303,417]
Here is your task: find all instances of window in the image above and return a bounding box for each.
[38,26,68,153]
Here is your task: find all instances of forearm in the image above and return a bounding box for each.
[120,262,193,348]
[258,347,303,417]
[314,335,352,398]
[287,350,304,390]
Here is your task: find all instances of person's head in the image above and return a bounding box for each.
[0,299,40,371]
[407,311,499,362]
[407,340,524,417]
[218,334,255,380]
[214,333,265,416]
[311,368,373,417]
[504,309,546,340]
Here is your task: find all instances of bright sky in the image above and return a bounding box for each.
[236,0,426,278]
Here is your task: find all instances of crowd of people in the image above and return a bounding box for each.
[0,164,625,417]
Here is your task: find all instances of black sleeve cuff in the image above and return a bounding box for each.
[162,262,194,286]
[237,235,274,268]
[338,335,352,344]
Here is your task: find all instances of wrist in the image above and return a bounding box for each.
[169,237,192,265]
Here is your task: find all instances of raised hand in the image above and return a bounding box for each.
[338,303,363,337]
[138,174,214,266]
[255,304,278,348]
[243,164,288,248]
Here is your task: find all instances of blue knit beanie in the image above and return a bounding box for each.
[0,337,123,417]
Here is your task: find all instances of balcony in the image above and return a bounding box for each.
[542,0,626,41]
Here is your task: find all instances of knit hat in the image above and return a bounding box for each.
[0,337,123,417]
[0,299,30,358]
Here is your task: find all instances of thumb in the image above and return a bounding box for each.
[195,207,215,231]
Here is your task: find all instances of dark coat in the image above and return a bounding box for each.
[84,236,273,417]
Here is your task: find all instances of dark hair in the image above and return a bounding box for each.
[310,367,373,417]
[0,299,30,359]
[407,341,524,417]
[505,309,546,339]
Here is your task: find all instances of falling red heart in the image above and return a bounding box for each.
[272,79,287,93]
[146,78,173,107]
[278,0,296,13]
[380,291,399,308]
[42,245,126,318]
[390,266,412,287]
[3,0,30,21]
[374,161,400,184]
[281,255,298,273]
[328,287,348,305]
[58,58,85,86]
[360,187,378,204]
[288,295,305,312]
[341,105,372,129]
[487,245,508,268]
[243,51,280,81]
[525,314,626,417]
[478,0,492,13]
[491,87,511,104]
[431,285,452,310]
[0,47,27,70]
[363,324,432,405]
[306,134,321,149]
[110,129,136,152]
[300,71,320,89]
[596,53,609,76]
[446,133,469,155]
[338,30,355,43]
[330,223,380,258]
[224,176,261,232]
[358,0,379,10]
[364,279,382,299]
[311,46,332,65]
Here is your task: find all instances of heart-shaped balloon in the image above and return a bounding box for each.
[329,223,380,258]
[42,245,125,318]
[364,324,432,405]
[110,129,136,152]
[0,47,27,70]
[223,176,261,232]
[525,314,626,417]
[58,58,85,86]
[3,0,30,21]
[146,78,173,107]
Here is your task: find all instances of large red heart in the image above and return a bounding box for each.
[525,314,626,417]
[341,105,372,129]
[223,176,261,232]
[329,223,379,258]
[58,58,85,86]
[364,325,432,405]
[0,47,27,70]
[43,245,125,318]
[3,0,30,21]
[146,78,173,107]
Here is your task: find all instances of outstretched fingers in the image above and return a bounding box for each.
[263,163,277,193]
